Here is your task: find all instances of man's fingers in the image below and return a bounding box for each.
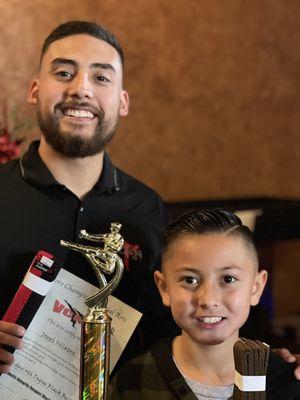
[0,321,25,351]
[294,364,300,380]
[273,348,300,380]
[0,321,26,338]
[0,349,15,374]
[0,321,25,373]
[0,331,24,350]
[291,354,300,380]
[0,348,15,365]
[273,348,296,362]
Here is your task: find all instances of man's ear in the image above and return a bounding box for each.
[250,269,268,306]
[27,79,39,105]
[119,90,129,117]
[154,270,170,307]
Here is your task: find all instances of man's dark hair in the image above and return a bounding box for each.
[163,208,258,265]
[40,20,124,66]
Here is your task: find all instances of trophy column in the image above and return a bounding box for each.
[81,308,111,399]
[61,222,124,400]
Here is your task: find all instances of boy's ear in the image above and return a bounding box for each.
[27,79,39,105]
[250,269,268,306]
[154,270,170,308]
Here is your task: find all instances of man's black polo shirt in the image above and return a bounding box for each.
[0,141,171,357]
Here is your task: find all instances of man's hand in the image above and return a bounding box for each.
[274,348,300,380]
[0,321,25,374]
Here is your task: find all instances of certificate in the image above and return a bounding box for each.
[0,268,142,400]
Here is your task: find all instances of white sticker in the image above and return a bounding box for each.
[40,255,54,267]
[235,371,266,391]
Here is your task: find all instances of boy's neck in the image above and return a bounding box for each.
[172,333,238,387]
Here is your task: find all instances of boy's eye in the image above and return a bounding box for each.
[183,276,198,285]
[222,275,237,284]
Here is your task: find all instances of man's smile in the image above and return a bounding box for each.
[64,108,95,119]
[56,102,101,121]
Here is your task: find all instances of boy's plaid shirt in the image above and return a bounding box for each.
[108,338,197,399]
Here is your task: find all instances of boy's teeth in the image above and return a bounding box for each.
[199,317,222,324]
[65,109,94,118]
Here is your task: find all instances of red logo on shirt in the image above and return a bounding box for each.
[122,242,142,271]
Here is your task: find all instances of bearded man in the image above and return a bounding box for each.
[0,21,170,373]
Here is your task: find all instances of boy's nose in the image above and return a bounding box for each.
[67,73,93,99]
[195,282,219,309]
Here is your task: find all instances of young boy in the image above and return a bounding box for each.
[108,209,300,399]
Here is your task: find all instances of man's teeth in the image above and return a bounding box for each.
[198,317,223,324]
[65,109,94,118]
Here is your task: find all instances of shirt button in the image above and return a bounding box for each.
[80,206,84,212]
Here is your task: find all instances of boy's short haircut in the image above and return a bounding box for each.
[162,208,258,266]
[40,20,124,67]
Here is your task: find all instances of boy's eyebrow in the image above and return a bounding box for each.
[51,58,116,72]
[175,265,244,273]
[220,265,244,271]
[175,267,200,274]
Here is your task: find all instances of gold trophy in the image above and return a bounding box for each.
[60,222,124,400]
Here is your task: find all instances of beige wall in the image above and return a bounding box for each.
[1,0,300,202]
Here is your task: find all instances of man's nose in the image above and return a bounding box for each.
[195,281,219,308]
[67,73,93,99]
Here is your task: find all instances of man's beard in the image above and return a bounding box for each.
[36,102,118,158]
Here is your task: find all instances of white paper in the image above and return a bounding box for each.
[0,268,142,400]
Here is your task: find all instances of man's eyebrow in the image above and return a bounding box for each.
[91,63,116,72]
[51,58,77,67]
[50,59,116,72]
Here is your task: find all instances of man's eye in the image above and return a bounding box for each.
[97,75,109,82]
[56,71,72,78]
[222,275,237,284]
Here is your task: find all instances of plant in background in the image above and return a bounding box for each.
[0,101,33,164]
[0,128,21,164]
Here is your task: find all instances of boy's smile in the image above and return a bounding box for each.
[195,316,225,329]
[155,233,267,348]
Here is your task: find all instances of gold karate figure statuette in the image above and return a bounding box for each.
[60,222,124,400]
